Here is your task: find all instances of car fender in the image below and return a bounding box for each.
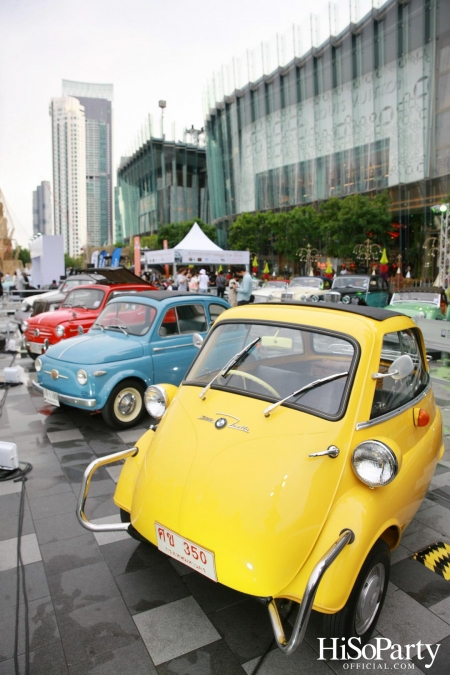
[114,428,156,512]
[95,366,153,408]
[280,484,403,613]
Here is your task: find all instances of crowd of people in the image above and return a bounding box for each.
[140,266,255,307]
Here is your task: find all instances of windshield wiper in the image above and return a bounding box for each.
[72,304,87,309]
[92,323,104,331]
[263,371,349,417]
[199,336,261,400]
[105,324,128,335]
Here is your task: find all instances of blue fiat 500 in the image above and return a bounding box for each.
[32,292,229,429]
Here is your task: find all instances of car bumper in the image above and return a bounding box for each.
[26,340,45,355]
[32,380,97,408]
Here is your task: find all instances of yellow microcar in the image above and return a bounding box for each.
[77,302,443,655]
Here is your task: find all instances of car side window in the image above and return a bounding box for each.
[209,303,227,322]
[177,304,207,334]
[159,305,207,337]
[370,329,428,419]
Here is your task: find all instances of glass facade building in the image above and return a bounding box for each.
[116,125,209,241]
[205,0,450,249]
[62,80,113,247]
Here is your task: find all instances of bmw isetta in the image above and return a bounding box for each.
[77,302,443,655]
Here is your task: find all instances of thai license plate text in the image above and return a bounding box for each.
[155,523,217,581]
[43,388,60,407]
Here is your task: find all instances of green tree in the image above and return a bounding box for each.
[156,219,216,248]
[140,234,158,250]
[319,192,391,259]
[271,206,321,260]
[228,212,272,254]
[64,253,84,270]
[13,247,31,265]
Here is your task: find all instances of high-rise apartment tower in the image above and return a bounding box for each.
[62,80,113,247]
[49,97,87,256]
[32,181,53,236]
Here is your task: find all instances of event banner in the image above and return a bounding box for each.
[143,249,250,265]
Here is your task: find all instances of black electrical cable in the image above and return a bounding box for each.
[1,462,33,675]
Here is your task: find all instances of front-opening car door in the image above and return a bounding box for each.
[152,303,209,385]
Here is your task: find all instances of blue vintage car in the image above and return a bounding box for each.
[32,292,229,428]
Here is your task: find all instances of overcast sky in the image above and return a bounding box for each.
[0,0,374,246]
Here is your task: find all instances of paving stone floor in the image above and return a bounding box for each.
[1,351,450,674]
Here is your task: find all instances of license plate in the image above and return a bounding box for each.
[43,388,60,407]
[155,523,217,581]
[28,342,42,354]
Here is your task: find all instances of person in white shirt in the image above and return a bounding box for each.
[198,269,210,293]
[176,269,188,291]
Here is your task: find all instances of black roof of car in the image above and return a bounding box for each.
[87,267,153,286]
[264,301,404,321]
[108,291,213,302]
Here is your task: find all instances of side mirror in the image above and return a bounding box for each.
[193,333,204,349]
[372,354,415,381]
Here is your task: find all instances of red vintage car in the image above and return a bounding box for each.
[23,269,154,359]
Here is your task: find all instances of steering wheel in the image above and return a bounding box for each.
[227,370,280,398]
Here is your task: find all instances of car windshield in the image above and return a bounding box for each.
[92,301,156,336]
[186,322,356,419]
[391,292,440,306]
[289,277,321,288]
[332,277,369,290]
[60,278,96,293]
[62,288,105,310]
[262,281,286,288]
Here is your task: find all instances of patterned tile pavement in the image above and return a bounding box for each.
[1,350,450,674]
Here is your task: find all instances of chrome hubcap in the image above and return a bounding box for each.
[355,563,385,635]
[117,392,136,416]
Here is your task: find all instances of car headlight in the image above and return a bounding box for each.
[352,440,398,488]
[20,301,30,312]
[144,385,168,419]
[76,369,88,385]
[35,358,42,372]
[268,294,273,300]
[301,294,307,301]
[22,321,28,332]
[55,325,65,337]
[415,311,425,319]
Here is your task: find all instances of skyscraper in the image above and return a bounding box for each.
[49,97,87,257]
[32,181,53,236]
[62,80,113,247]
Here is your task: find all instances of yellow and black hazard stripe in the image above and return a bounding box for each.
[413,542,450,580]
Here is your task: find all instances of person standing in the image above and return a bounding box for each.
[216,271,227,298]
[236,267,253,305]
[176,268,188,291]
[228,274,239,307]
[199,269,210,294]
[189,272,199,293]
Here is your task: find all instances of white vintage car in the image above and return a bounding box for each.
[268,276,333,302]
[251,280,290,303]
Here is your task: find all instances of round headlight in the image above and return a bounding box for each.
[35,358,42,372]
[268,294,273,300]
[76,369,88,385]
[352,440,398,488]
[301,294,307,301]
[144,385,168,419]
[415,311,425,319]
[55,325,65,337]
[22,321,28,332]
[77,325,84,335]
[20,301,30,312]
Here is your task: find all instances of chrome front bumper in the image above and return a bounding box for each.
[76,447,354,658]
[77,448,138,531]
[32,380,97,408]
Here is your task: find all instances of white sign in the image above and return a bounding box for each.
[144,249,175,265]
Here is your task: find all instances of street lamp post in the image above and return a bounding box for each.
[352,238,382,273]
[431,204,450,286]
[297,243,320,276]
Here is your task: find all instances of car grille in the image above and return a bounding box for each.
[281,293,294,299]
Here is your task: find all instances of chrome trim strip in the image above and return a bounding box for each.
[43,370,69,379]
[355,382,431,430]
[153,344,189,351]
[77,448,138,532]
[32,379,97,408]
[267,529,354,655]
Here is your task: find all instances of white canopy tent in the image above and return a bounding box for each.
[143,222,249,267]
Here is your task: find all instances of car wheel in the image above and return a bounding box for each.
[322,539,390,647]
[341,295,351,304]
[120,508,149,543]
[310,294,320,302]
[102,379,146,430]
